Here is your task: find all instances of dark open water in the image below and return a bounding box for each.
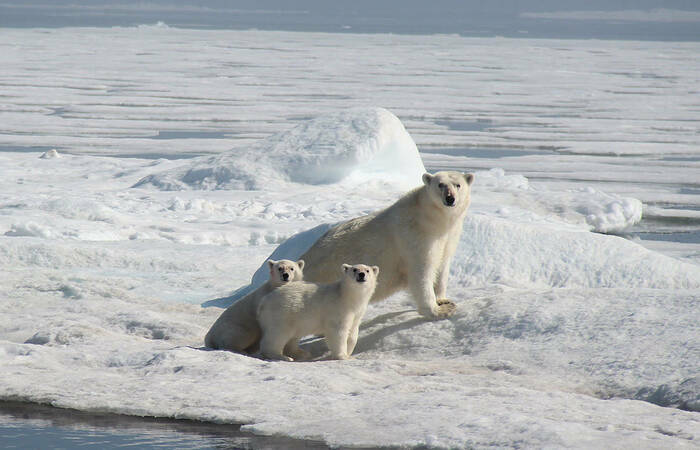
[0,401,329,449]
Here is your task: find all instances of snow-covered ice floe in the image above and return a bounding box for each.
[2,108,698,448]
[1,30,699,448]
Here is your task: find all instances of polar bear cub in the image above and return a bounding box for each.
[205,259,304,353]
[257,264,379,361]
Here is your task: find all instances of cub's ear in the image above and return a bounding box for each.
[422,173,433,186]
[464,173,475,186]
[267,260,277,269]
[296,259,305,271]
[342,264,352,272]
[371,266,379,276]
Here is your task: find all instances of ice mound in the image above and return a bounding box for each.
[543,186,643,234]
[39,149,61,159]
[473,169,643,234]
[475,167,530,191]
[4,222,56,239]
[578,187,643,233]
[453,215,700,290]
[135,107,426,191]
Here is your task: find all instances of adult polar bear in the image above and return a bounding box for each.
[300,170,474,319]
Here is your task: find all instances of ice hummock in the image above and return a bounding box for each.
[134,107,426,191]
[471,168,644,234]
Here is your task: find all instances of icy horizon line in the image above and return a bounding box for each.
[522,8,700,23]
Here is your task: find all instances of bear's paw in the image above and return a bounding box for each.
[434,298,457,319]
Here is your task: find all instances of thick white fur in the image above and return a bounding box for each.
[257,264,379,361]
[204,259,304,352]
[300,171,474,319]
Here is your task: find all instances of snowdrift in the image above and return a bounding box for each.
[134,107,426,191]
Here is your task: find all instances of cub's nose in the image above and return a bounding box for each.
[357,272,366,282]
[445,194,455,206]
[282,272,290,281]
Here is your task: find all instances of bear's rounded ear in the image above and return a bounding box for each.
[372,266,379,276]
[464,173,475,186]
[422,173,433,186]
[342,264,351,272]
[296,259,305,271]
[267,260,277,269]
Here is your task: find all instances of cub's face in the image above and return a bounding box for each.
[422,171,474,210]
[268,259,305,283]
[342,263,379,285]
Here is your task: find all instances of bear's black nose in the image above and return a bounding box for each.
[282,273,290,281]
[445,195,455,206]
[357,272,366,282]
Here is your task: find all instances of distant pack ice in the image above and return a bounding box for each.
[134,107,426,190]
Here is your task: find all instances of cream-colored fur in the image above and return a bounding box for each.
[300,171,473,319]
[204,259,304,352]
[257,264,379,361]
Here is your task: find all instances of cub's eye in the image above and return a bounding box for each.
[290,268,294,271]
[353,268,357,273]
[455,184,461,189]
[438,183,445,189]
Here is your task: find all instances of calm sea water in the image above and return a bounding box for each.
[0,401,329,449]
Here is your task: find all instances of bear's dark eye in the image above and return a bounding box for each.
[455,184,461,189]
[290,268,294,271]
[353,268,357,273]
[438,183,445,189]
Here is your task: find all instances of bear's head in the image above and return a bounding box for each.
[422,171,474,211]
[342,263,379,286]
[268,259,305,284]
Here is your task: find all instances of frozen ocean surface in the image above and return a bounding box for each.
[0,25,699,448]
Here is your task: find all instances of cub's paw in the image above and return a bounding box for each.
[261,352,293,362]
[287,348,311,361]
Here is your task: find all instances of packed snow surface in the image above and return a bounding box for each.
[1,26,699,448]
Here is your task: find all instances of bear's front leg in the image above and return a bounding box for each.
[433,234,459,314]
[325,322,351,360]
[260,334,294,362]
[346,323,360,357]
[411,263,456,320]
[434,265,456,316]
[434,257,450,299]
